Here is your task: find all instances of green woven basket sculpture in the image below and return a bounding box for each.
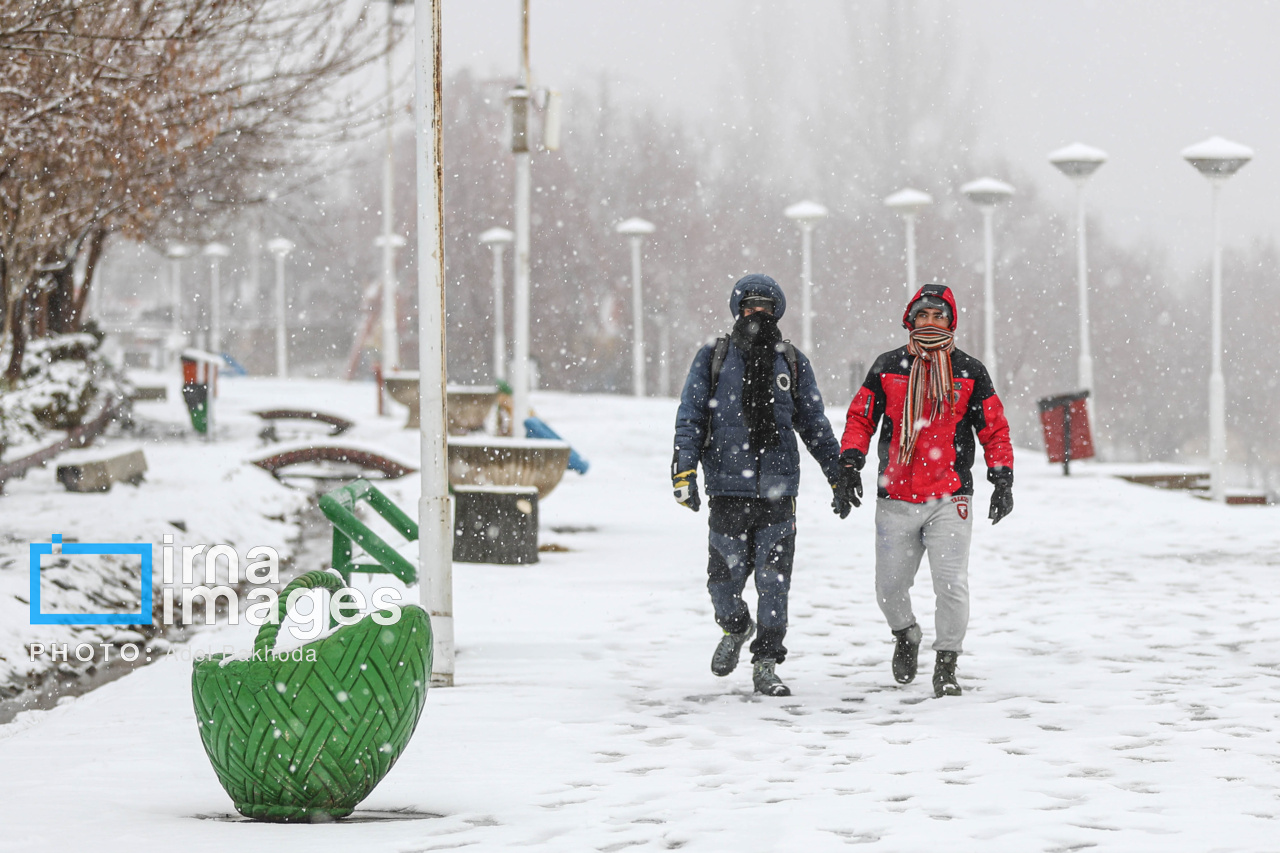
[192,571,432,822]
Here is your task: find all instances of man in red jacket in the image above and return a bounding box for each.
[835,283,1014,697]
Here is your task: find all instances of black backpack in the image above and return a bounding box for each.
[702,336,800,448]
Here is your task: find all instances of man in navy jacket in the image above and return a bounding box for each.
[672,274,849,696]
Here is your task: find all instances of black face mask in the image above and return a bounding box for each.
[731,312,780,350]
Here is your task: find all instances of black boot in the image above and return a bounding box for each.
[711,619,755,677]
[752,660,791,697]
[891,623,923,684]
[933,650,961,697]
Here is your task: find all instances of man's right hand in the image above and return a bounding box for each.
[673,469,701,512]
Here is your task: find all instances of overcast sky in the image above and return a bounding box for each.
[440,0,1278,273]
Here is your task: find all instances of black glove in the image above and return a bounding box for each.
[988,467,1013,525]
[673,468,701,512]
[831,449,864,518]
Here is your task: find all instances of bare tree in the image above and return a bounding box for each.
[0,0,385,383]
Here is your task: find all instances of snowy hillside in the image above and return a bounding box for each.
[0,383,1277,851]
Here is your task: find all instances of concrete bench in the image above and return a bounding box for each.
[447,436,570,499]
[56,449,147,493]
[250,444,416,483]
[254,409,355,442]
[382,373,499,434]
[129,386,168,402]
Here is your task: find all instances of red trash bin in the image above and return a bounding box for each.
[1037,391,1093,475]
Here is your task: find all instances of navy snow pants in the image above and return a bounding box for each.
[706,496,796,664]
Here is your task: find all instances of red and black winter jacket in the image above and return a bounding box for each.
[840,346,1013,503]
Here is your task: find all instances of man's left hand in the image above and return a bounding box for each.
[987,467,1013,524]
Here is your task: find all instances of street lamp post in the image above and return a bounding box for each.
[509,0,533,431]
[379,0,411,372]
[1049,143,1107,435]
[1182,135,1253,503]
[166,243,192,364]
[480,227,514,381]
[616,217,656,397]
[960,178,1015,380]
[374,233,407,367]
[413,0,452,686]
[266,238,294,378]
[656,313,671,398]
[783,200,829,352]
[202,242,231,356]
[883,188,933,298]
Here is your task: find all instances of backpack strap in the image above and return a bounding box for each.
[781,341,799,401]
[702,336,730,449]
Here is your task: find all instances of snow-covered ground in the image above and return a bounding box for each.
[1,381,1278,851]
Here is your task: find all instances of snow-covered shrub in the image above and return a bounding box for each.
[21,334,100,430]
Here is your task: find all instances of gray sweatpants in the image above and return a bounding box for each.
[874,496,973,652]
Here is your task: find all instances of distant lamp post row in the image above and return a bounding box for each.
[479,227,513,381]
[616,217,656,397]
[1182,135,1253,502]
[884,189,933,299]
[783,200,829,353]
[266,237,295,379]
[959,177,1016,380]
[1048,144,1107,412]
[202,242,231,356]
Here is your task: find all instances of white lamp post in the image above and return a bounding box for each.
[480,227,514,381]
[508,0,533,434]
[616,217,656,397]
[960,177,1015,379]
[1182,135,1253,502]
[266,237,294,378]
[165,243,192,363]
[202,242,230,356]
[1049,143,1107,437]
[783,200,829,352]
[378,0,411,372]
[414,0,452,686]
[656,312,671,397]
[884,189,933,299]
[375,233,407,369]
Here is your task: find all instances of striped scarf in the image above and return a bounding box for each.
[898,326,956,465]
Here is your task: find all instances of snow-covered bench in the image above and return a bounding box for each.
[56,449,147,493]
[447,435,570,499]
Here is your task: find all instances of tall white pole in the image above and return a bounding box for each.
[657,314,670,398]
[800,223,813,352]
[981,206,997,380]
[491,242,507,381]
[381,0,400,372]
[1208,179,1226,502]
[1075,182,1095,413]
[904,212,918,298]
[630,235,645,397]
[209,254,221,355]
[510,0,532,431]
[274,253,287,378]
[170,257,182,359]
[415,0,453,685]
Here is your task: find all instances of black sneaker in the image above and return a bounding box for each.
[752,660,791,697]
[711,620,755,677]
[891,623,923,684]
[933,650,961,697]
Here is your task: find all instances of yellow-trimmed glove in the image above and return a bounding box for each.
[673,469,701,512]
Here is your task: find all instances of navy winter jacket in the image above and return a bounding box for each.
[673,340,842,499]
